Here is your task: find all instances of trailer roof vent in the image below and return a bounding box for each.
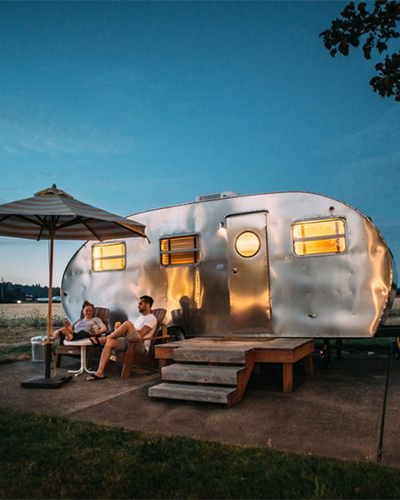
[195,191,239,202]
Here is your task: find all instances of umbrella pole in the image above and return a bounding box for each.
[45,233,54,378]
[21,231,72,389]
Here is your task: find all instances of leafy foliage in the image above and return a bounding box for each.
[320,1,400,101]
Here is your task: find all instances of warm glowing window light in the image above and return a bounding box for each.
[92,242,125,272]
[160,235,199,266]
[235,231,261,258]
[292,218,346,256]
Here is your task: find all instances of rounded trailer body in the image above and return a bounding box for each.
[61,192,396,339]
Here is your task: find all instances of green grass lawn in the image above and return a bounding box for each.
[0,407,399,499]
[0,344,31,364]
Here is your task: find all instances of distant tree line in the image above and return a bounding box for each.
[0,280,61,303]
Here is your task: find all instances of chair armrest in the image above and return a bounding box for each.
[150,335,171,342]
[127,335,172,344]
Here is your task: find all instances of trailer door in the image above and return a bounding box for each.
[226,211,272,335]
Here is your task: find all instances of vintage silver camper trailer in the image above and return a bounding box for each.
[61,191,397,339]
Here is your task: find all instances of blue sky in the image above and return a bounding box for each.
[0,1,399,286]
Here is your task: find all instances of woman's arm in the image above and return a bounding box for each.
[92,318,107,335]
[93,325,107,335]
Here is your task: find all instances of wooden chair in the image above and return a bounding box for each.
[110,308,170,379]
[54,307,110,368]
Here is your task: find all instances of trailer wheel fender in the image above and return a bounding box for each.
[167,326,186,342]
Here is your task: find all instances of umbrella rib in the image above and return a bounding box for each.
[56,217,82,230]
[0,215,11,223]
[14,214,46,228]
[57,216,144,237]
[35,215,52,230]
[37,225,44,241]
[80,219,103,241]
[113,220,145,236]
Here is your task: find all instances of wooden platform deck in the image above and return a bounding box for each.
[150,337,314,407]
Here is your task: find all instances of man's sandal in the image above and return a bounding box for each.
[86,374,106,382]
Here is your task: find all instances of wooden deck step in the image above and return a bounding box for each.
[173,348,248,364]
[149,382,237,404]
[161,363,245,385]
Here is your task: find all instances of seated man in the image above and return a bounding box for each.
[86,295,157,381]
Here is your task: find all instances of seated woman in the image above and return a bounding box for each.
[53,300,107,341]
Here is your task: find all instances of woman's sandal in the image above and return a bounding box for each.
[89,336,104,349]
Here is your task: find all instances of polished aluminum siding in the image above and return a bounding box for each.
[62,192,394,338]
[226,212,272,334]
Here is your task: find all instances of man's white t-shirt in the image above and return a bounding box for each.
[134,314,158,352]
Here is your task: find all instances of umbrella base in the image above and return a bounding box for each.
[21,374,72,389]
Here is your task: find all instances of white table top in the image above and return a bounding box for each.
[63,338,93,346]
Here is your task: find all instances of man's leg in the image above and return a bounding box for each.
[89,321,135,379]
[95,337,118,377]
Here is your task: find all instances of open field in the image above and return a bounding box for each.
[0,303,65,353]
[0,303,64,320]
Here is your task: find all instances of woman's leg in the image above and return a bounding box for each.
[52,327,71,340]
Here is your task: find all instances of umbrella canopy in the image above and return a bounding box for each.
[0,184,145,241]
[0,184,147,388]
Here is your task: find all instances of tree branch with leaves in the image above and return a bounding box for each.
[320,1,400,101]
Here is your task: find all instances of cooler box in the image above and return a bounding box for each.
[31,335,47,362]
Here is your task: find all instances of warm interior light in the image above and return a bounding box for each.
[92,243,125,271]
[292,219,345,239]
[292,218,346,256]
[93,257,125,271]
[235,231,261,258]
[160,235,199,266]
[294,237,346,256]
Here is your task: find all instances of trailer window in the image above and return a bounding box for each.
[92,242,126,272]
[235,232,261,258]
[292,218,346,256]
[160,235,199,266]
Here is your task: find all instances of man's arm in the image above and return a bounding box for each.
[137,325,152,339]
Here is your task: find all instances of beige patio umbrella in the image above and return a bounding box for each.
[0,184,146,388]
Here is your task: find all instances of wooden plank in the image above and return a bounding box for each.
[173,348,247,363]
[283,363,294,393]
[149,383,237,403]
[232,352,255,405]
[162,364,245,385]
[254,350,295,363]
[257,338,312,349]
[292,340,315,362]
[154,345,175,359]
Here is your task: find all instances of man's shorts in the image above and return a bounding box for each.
[116,330,145,354]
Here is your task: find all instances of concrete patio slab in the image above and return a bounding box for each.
[0,349,399,468]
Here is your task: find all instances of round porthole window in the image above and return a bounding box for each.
[235,231,261,258]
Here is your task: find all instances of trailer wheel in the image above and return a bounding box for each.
[168,327,186,342]
[335,339,343,359]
